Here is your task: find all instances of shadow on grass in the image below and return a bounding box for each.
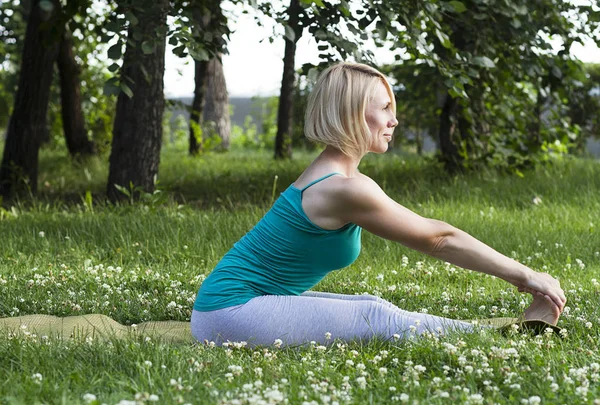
[3,146,598,210]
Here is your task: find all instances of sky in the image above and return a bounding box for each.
[163,6,600,99]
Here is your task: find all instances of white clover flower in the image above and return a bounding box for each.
[82,393,97,403]
[389,386,397,392]
[379,367,388,376]
[392,333,401,340]
[143,360,152,367]
[273,338,283,348]
[264,388,284,402]
[466,394,483,404]
[148,394,159,402]
[355,376,367,389]
[586,322,593,329]
[399,393,409,403]
[528,396,541,404]
[324,332,332,340]
[346,360,354,367]
[38,231,45,238]
[31,373,43,384]
[532,196,542,205]
[414,365,426,373]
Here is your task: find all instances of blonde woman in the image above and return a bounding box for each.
[191,62,565,347]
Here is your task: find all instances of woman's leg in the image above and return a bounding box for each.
[191,294,477,347]
[301,290,400,310]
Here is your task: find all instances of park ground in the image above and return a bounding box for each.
[0,147,599,404]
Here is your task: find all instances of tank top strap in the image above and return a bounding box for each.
[300,172,344,192]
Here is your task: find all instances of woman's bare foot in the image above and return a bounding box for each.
[523,294,560,325]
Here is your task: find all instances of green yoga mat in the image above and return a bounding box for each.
[0,314,561,344]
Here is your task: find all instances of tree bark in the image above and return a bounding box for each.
[0,0,61,198]
[106,0,168,201]
[438,93,462,172]
[204,55,231,150]
[274,0,302,160]
[189,59,208,155]
[57,28,96,157]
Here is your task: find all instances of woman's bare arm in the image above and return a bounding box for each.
[332,176,566,310]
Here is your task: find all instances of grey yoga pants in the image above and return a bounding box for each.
[191,291,477,347]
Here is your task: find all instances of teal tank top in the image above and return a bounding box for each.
[194,173,362,312]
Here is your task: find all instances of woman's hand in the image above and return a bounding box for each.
[517,272,566,312]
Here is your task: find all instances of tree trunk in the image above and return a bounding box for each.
[106,0,168,201]
[0,0,61,198]
[189,59,208,155]
[438,93,462,173]
[274,0,302,160]
[57,28,95,157]
[204,55,231,150]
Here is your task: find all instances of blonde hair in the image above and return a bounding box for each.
[304,62,396,159]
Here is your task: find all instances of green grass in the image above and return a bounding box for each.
[0,146,599,404]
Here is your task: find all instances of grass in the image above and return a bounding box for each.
[0,145,599,404]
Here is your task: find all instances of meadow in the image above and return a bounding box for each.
[0,146,599,404]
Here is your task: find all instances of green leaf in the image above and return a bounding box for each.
[301,0,324,6]
[103,79,120,96]
[473,56,495,68]
[107,43,122,60]
[284,25,296,42]
[551,66,562,78]
[449,1,467,13]
[108,63,120,73]
[125,11,138,26]
[435,29,452,49]
[168,36,178,46]
[120,82,133,98]
[189,47,210,61]
[141,41,154,55]
[114,184,131,198]
[172,45,187,57]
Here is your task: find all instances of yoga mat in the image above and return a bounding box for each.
[0,314,561,344]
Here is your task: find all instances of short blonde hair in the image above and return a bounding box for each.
[304,62,396,158]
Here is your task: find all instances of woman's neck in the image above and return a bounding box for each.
[318,146,363,177]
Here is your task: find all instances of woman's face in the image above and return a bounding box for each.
[365,81,398,154]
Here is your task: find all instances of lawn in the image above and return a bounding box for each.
[0,147,599,404]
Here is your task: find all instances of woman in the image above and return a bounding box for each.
[191,62,566,347]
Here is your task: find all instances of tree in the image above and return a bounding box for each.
[204,55,231,150]
[274,0,302,159]
[372,0,600,172]
[106,0,169,201]
[57,27,96,157]
[189,58,208,155]
[257,0,371,159]
[186,1,229,155]
[0,0,61,198]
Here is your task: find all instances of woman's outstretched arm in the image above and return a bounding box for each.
[333,176,566,311]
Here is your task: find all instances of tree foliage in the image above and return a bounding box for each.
[368,0,600,171]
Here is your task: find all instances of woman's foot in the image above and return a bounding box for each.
[523,294,560,325]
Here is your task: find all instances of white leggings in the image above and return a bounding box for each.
[191,291,477,347]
